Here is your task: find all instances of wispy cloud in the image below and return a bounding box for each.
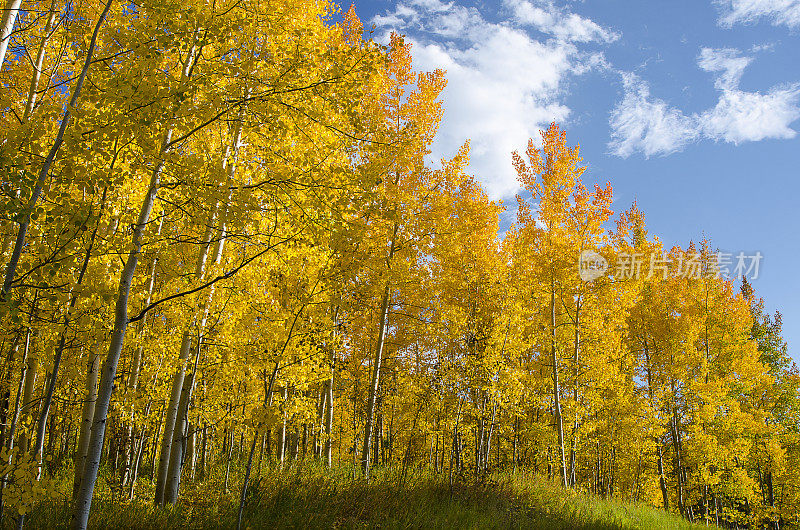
[609,47,800,157]
[609,74,699,158]
[697,47,752,90]
[698,47,800,143]
[505,0,620,43]
[714,0,800,29]
[372,0,615,198]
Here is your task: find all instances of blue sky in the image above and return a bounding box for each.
[353,0,800,363]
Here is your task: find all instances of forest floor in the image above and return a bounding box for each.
[17,462,713,529]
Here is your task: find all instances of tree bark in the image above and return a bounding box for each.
[163,370,193,503]
[70,27,195,529]
[17,352,37,454]
[361,282,391,479]
[324,307,337,468]
[643,339,670,511]
[72,348,100,500]
[550,287,568,488]
[0,0,23,67]
[154,329,192,503]
[277,386,287,466]
[669,408,685,516]
[237,431,258,530]
[121,218,161,489]
[1,0,110,303]
[22,0,58,122]
[569,299,580,487]
[155,99,242,502]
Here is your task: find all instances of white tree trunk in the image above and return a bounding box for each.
[361,282,391,479]
[361,220,398,480]
[1,0,110,300]
[69,123,166,528]
[17,354,37,453]
[551,287,568,488]
[22,0,58,122]
[155,108,242,502]
[72,348,100,499]
[164,371,192,503]
[154,327,193,504]
[0,0,23,68]
[324,306,338,467]
[278,387,287,466]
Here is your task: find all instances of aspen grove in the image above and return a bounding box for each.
[0,1,797,528]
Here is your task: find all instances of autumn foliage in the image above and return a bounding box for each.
[0,1,797,529]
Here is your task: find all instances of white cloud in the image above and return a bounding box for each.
[372,0,615,198]
[701,85,800,143]
[609,74,699,158]
[714,0,800,28]
[505,0,620,43]
[609,48,800,157]
[697,47,752,90]
[697,48,800,143]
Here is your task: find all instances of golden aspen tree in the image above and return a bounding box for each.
[511,123,613,488]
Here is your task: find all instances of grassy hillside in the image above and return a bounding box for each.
[17,463,714,529]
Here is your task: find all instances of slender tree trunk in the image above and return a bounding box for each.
[1,0,110,302]
[374,408,382,468]
[0,334,22,460]
[278,386,287,467]
[476,396,485,473]
[22,0,58,122]
[484,401,496,469]
[257,432,264,475]
[163,372,192,503]
[17,350,36,454]
[569,300,580,487]
[0,335,26,520]
[324,307,337,468]
[657,444,669,511]
[128,427,146,500]
[164,330,206,504]
[314,387,325,459]
[512,416,519,474]
[362,282,391,479]
[150,405,165,482]
[155,104,241,502]
[124,217,162,475]
[234,367,278,525]
[643,338,670,511]
[72,349,100,500]
[3,336,27,456]
[0,0,23,67]
[223,428,233,493]
[237,432,258,530]
[70,28,196,530]
[186,425,196,480]
[448,399,462,492]
[670,409,685,516]
[155,329,192,503]
[550,287,567,488]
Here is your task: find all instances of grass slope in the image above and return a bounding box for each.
[16,463,713,529]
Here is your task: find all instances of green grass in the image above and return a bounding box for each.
[12,462,714,529]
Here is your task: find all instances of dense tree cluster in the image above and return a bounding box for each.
[0,1,797,528]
